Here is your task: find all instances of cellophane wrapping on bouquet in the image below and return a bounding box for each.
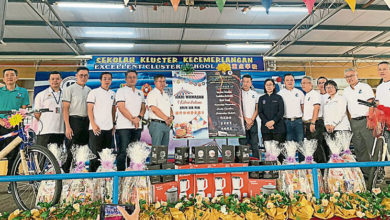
[60,145,96,203]
[324,133,365,193]
[264,140,281,162]
[298,139,325,194]
[36,143,66,205]
[93,148,116,203]
[120,141,152,204]
[279,141,310,195]
[338,131,366,192]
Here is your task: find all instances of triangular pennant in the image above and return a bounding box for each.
[344,0,356,12]
[170,0,180,11]
[216,0,226,13]
[385,0,390,8]
[262,0,272,14]
[303,0,316,14]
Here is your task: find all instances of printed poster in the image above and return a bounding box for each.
[207,70,245,137]
[172,71,209,139]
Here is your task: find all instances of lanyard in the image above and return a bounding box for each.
[51,90,62,105]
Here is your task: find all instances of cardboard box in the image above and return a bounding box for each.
[0,159,8,176]
[147,164,161,184]
[152,181,178,203]
[175,146,190,165]
[161,163,175,183]
[211,163,231,197]
[260,161,279,179]
[221,145,235,163]
[235,145,250,163]
[191,146,207,164]
[248,160,260,179]
[176,164,194,199]
[248,179,277,198]
[206,145,219,164]
[150,146,168,165]
[193,164,214,198]
[230,163,249,200]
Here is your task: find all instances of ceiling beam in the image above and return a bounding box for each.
[3,38,390,47]
[5,20,390,32]
[8,0,390,10]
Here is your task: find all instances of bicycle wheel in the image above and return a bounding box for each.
[10,145,62,210]
[369,138,385,190]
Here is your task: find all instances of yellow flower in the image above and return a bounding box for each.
[73,203,80,212]
[204,197,210,203]
[373,188,381,195]
[266,202,275,209]
[307,193,313,200]
[175,203,183,209]
[196,194,203,203]
[12,209,21,216]
[334,192,340,197]
[212,197,218,203]
[49,207,56,213]
[243,198,251,204]
[321,199,329,207]
[357,211,365,218]
[155,201,161,209]
[311,197,316,202]
[330,197,337,203]
[8,113,23,127]
[161,201,167,207]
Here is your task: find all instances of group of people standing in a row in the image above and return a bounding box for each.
[0,68,173,175]
[240,62,390,181]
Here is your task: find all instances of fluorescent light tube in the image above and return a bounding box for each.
[85,31,134,36]
[226,44,271,49]
[56,2,125,9]
[83,43,135,48]
[251,6,307,13]
[226,33,269,37]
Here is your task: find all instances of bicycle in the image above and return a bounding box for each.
[0,108,62,210]
[358,99,389,190]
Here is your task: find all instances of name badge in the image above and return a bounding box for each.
[55,107,60,114]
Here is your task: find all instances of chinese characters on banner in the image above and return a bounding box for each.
[207,70,246,137]
[172,71,209,139]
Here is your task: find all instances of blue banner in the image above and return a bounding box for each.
[86,55,264,71]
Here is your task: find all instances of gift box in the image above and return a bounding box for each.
[230,163,249,200]
[206,144,219,164]
[248,179,277,197]
[191,146,207,164]
[161,162,175,183]
[147,164,161,184]
[152,181,178,203]
[235,145,250,163]
[260,161,279,179]
[248,160,260,179]
[222,145,235,163]
[150,145,168,165]
[211,163,231,197]
[176,164,194,199]
[193,164,215,198]
[175,146,189,165]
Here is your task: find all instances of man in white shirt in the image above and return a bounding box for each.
[34,71,65,148]
[343,68,376,179]
[278,74,305,143]
[377,61,390,154]
[301,76,327,163]
[87,72,116,172]
[147,75,173,146]
[239,75,259,159]
[115,70,146,171]
[62,67,91,173]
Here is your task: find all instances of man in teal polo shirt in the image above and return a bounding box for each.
[0,69,29,191]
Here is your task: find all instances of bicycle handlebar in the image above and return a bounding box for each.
[357,99,377,108]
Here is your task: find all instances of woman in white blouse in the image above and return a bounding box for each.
[323,80,351,133]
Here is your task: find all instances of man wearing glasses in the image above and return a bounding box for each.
[62,67,91,173]
[147,75,173,146]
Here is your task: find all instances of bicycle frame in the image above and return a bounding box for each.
[0,125,32,175]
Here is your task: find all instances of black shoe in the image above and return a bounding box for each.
[7,184,12,194]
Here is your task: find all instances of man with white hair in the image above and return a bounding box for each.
[343,68,375,181]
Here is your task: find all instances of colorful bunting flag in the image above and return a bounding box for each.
[170,0,180,11]
[262,0,272,14]
[303,0,316,14]
[344,0,356,12]
[216,0,226,13]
